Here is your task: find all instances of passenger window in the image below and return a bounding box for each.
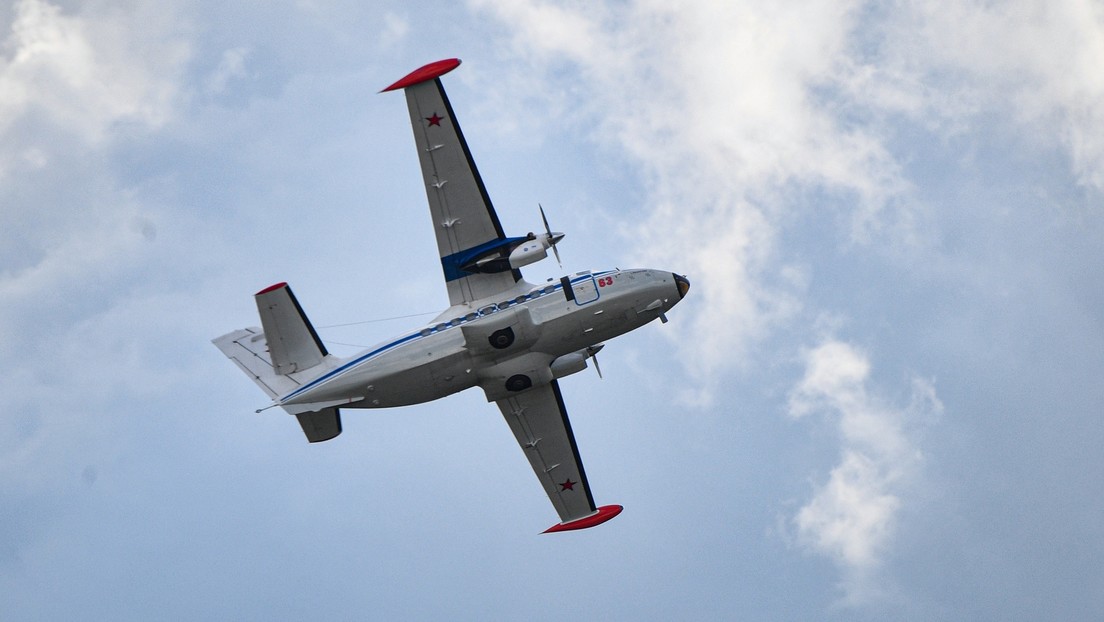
[449,318,463,327]
[420,328,433,337]
[464,312,478,321]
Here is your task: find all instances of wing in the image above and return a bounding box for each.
[383,59,521,306]
[496,380,623,532]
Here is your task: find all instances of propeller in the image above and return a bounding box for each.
[586,344,604,379]
[539,204,564,267]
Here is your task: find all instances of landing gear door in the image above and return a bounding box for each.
[572,274,599,305]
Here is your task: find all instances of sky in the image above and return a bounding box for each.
[2,0,1103,619]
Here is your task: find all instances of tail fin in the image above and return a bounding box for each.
[254,282,328,374]
[213,283,345,442]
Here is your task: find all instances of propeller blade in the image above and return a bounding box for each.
[586,344,604,379]
[539,203,563,267]
[540,203,551,234]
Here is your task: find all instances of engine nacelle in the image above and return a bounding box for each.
[550,350,589,379]
[477,351,555,402]
[507,237,550,269]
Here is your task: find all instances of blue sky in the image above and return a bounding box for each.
[2,1,1102,619]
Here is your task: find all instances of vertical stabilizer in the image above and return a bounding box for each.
[255,283,328,375]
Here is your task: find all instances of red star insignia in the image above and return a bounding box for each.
[559,479,576,491]
[426,112,443,127]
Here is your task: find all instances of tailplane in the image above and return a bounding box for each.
[212,283,343,442]
[212,327,301,399]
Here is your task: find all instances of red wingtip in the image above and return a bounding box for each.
[542,505,623,534]
[381,58,461,92]
[255,282,288,296]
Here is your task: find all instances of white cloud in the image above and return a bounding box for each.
[0,0,189,282]
[794,450,900,571]
[0,0,190,500]
[788,339,942,604]
[0,0,188,149]
[872,1,1104,190]
[472,0,1104,392]
[205,46,250,95]
[378,12,409,49]
[469,1,913,380]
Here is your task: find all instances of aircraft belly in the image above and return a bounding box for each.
[291,336,476,409]
[359,349,475,407]
[533,295,639,355]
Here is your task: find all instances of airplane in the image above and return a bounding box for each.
[212,58,690,533]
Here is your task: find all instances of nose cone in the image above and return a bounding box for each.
[674,273,690,299]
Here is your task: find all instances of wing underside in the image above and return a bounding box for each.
[496,380,601,526]
[387,60,520,306]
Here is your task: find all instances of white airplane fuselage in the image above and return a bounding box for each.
[279,268,688,411]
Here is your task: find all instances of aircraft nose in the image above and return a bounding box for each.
[674,273,690,299]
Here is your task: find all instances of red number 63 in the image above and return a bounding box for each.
[597,276,613,287]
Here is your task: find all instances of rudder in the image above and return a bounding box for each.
[254,282,328,375]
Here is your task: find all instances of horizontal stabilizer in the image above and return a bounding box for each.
[282,397,364,415]
[255,283,328,375]
[296,408,342,443]
[212,327,301,398]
